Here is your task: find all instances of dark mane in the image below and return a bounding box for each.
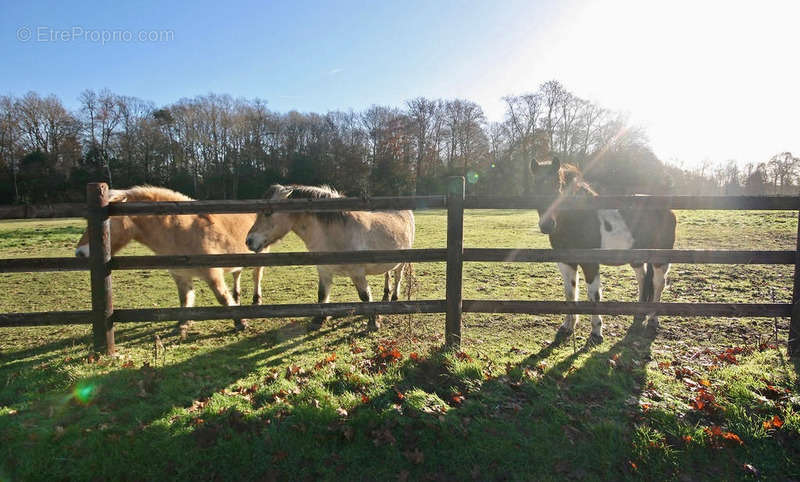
[266,184,350,223]
[559,163,597,196]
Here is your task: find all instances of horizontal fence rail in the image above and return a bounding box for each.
[2,249,794,274]
[462,300,792,317]
[112,300,447,323]
[464,195,800,211]
[2,195,798,220]
[2,181,800,356]
[110,249,447,270]
[110,196,446,216]
[0,310,94,327]
[3,300,789,328]
[0,257,90,272]
[0,203,86,220]
[463,249,797,265]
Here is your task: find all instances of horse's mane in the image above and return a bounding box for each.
[120,185,195,202]
[266,184,349,224]
[559,164,597,196]
[285,184,343,200]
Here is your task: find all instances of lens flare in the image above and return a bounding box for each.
[72,381,98,404]
[466,171,480,184]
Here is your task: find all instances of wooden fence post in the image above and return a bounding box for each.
[790,210,800,356]
[445,176,465,348]
[87,183,114,355]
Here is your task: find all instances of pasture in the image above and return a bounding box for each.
[1,209,799,480]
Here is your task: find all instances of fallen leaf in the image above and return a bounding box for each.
[742,464,760,477]
[403,448,424,465]
[763,415,784,430]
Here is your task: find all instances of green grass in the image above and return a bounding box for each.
[1,210,799,480]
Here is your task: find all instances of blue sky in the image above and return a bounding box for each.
[2,0,798,166]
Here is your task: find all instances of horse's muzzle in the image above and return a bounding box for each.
[245,234,264,253]
[75,246,89,258]
[538,218,556,235]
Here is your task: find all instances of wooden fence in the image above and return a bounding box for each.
[2,179,799,357]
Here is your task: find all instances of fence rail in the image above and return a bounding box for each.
[2,181,799,356]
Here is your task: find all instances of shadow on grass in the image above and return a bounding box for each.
[1,318,659,481]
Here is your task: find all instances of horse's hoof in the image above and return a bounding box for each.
[175,322,191,339]
[367,317,382,331]
[382,290,390,302]
[644,319,659,338]
[234,319,249,332]
[391,294,399,302]
[554,327,573,343]
[312,315,330,326]
[588,333,604,346]
[252,295,262,305]
[233,291,241,304]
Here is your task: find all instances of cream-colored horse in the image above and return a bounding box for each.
[75,186,266,336]
[245,184,414,330]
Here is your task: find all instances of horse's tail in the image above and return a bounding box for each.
[643,263,655,302]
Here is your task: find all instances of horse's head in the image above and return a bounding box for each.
[529,157,562,234]
[246,184,295,252]
[74,190,135,257]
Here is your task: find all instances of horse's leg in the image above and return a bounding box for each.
[231,269,242,304]
[391,264,404,301]
[555,263,579,341]
[312,268,333,327]
[352,274,380,331]
[204,269,246,331]
[172,273,195,338]
[252,267,263,305]
[646,263,670,334]
[382,272,391,302]
[631,263,647,325]
[582,263,603,345]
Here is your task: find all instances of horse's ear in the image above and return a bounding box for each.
[529,158,539,175]
[275,185,294,199]
[108,190,128,203]
[551,157,560,172]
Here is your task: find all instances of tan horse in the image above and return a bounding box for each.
[245,184,414,331]
[75,186,266,336]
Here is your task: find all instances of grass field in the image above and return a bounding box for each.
[1,209,799,480]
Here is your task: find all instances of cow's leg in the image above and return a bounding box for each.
[204,269,246,331]
[172,273,195,338]
[312,268,333,327]
[352,274,380,331]
[646,263,670,333]
[582,263,603,345]
[391,264,405,301]
[631,263,647,325]
[555,263,579,341]
[252,267,263,305]
[382,272,391,302]
[232,269,242,304]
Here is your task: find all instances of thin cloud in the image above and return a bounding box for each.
[327,68,343,76]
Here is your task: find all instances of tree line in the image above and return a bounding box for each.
[0,80,795,204]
